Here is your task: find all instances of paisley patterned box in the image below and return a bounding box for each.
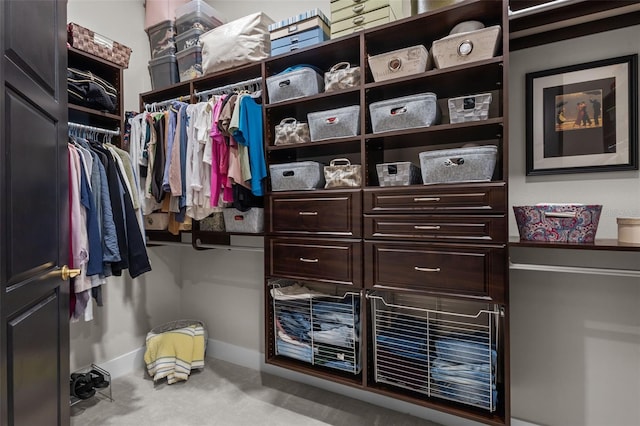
[513,204,602,243]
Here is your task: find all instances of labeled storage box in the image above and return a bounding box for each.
[269,8,330,40]
[432,25,501,69]
[617,217,640,244]
[148,54,179,89]
[146,20,176,58]
[144,213,169,230]
[369,92,440,133]
[368,45,429,82]
[271,27,329,56]
[307,105,360,141]
[449,93,492,123]
[176,45,202,81]
[222,208,264,233]
[513,204,603,243]
[68,23,132,68]
[198,211,225,232]
[175,27,203,51]
[419,145,497,184]
[376,162,422,186]
[269,161,325,191]
[266,67,324,104]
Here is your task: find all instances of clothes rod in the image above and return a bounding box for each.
[194,76,262,99]
[509,261,640,278]
[144,95,191,111]
[68,122,120,136]
[508,0,579,18]
[195,241,264,253]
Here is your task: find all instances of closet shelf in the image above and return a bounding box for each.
[69,104,121,121]
[509,237,640,252]
[267,356,363,388]
[264,87,361,110]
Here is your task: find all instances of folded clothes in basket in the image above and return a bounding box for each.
[434,337,497,366]
[144,324,205,384]
[376,333,428,361]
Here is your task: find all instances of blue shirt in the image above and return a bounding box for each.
[234,96,266,196]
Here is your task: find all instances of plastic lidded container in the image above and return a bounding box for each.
[176,45,203,81]
[175,27,204,51]
[146,20,176,58]
[175,0,225,22]
[148,54,179,89]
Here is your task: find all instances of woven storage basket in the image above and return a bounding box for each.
[68,23,132,68]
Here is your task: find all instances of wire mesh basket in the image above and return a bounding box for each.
[269,279,361,374]
[369,292,500,412]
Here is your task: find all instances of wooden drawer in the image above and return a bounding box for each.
[267,237,363,287]
[364,241,506,302]
[267,190,362,237]
[364,214,506,243]
[363,182,506,214]
[331,6,396,34]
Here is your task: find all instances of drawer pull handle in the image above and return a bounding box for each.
[414,225,441,230]
[414,267,441,273]
[414,197,441,202]
[300,257,319,263]
[299,211,318,216]
[353,4,365,13]
[544,211,578,218]
[353,16,365,25]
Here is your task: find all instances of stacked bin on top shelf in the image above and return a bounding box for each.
[147,19,179,89]
[268,9,331,56]
[174,0,225,82]
[330,0,403,39]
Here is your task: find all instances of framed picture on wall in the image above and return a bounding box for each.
[526,54,638,175]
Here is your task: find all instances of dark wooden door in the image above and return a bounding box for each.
[0,1,70,425]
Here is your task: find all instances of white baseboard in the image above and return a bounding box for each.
[95,346,146,380]
[205,338,262,371]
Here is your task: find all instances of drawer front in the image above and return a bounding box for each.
[331,6,395,33]
[271,27,328,49]
[270,18,330,41]
[271,37,326,56]
[363,182,506,214]
[267,191,362,237]
[332,0,390,23]
[364,241,506,302]
[267,237,363,287]
[364,214,506,243]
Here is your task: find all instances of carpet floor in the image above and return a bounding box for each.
[70,358,440,426]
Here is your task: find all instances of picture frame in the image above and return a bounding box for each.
[526,54,638,175]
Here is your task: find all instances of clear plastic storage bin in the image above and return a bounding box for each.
[176,45,203,81]
[175,0,225,23]
[176,10,222,34]
[148,54,179,89]
[146,20,176,58]
[175,27,204,51]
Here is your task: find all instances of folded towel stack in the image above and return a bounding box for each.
[144,324,206,384]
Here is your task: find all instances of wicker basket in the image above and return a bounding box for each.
[68,23,132,68]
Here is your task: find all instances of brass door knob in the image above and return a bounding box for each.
[59,265,81,281]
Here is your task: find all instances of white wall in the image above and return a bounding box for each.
[508,25,640,426]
